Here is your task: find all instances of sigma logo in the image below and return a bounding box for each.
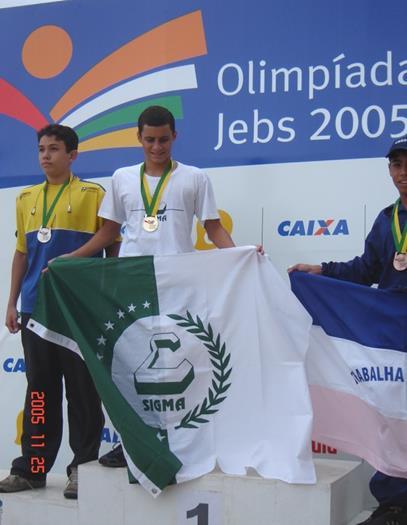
[278,219,349,237]
[3,358,26,373]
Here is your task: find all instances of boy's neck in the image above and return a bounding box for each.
[45,171,71,185]
[144,159,172,177]
[400,194,407,209]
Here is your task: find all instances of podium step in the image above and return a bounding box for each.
[78,458,364,525]
[0,470,77,525]
[0,459,366,525]
[348,511,372,525]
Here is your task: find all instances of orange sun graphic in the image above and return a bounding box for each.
[22,25,73,79]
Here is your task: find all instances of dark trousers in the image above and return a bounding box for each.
[11,314,104,481]
[370,471,407,506]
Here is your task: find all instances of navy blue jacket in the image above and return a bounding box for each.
[322,202,407,292]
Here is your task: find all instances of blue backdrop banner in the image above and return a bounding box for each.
[0,0,406,187]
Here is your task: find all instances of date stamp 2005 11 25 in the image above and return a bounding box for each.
[30,391,45,474]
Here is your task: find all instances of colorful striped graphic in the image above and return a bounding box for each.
[75,96,182,141]
[60,65,196,129]
[0,10,206,152]
[0,79,48,130]
[77,96,183,152]
[50,11,206,121]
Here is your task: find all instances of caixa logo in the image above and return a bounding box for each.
[3,358,26,373]
[101,427,120,444]
[278,219,349,237]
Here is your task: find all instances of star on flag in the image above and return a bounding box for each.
[97,335,107,346]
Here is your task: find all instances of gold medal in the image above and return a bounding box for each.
[393,252,407,271]
[143,215,159,232]
[37,226,51,243]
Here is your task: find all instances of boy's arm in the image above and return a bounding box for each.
[69,219,122,258]
[105,242,121,258]
[6,250,27,333]
[288,264,322,274]
[204,219,235,249]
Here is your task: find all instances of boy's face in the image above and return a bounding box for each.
[138,124,176,168]
[38,135,77,181]
[389,151,407,198]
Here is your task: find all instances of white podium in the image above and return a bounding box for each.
[0,459,368,525]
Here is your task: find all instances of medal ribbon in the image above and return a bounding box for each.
[42,178,70,228]
[391,199,407,253]
[140,161,173,217]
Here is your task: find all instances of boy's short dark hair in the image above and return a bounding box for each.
[138,106,175,134]
[37,124,79,153]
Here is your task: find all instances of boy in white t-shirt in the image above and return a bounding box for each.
[68,105,238,466]
[70,105,235,260]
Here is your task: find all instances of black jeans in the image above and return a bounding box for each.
[11,314,104,480]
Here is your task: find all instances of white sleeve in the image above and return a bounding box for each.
[195,172,220,223]
[98,171,126,224]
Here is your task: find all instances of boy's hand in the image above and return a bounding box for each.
[6,305,21,334]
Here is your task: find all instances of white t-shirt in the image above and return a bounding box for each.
[99,161,219,256]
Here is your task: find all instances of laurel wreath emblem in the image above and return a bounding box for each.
[167,311,232,429]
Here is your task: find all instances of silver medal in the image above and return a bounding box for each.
[37,226,51,243]
[143,216,159,233]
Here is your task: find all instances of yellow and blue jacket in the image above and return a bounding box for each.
[16,176,105,313]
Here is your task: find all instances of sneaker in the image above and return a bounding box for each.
[0,474,46,493]
[63,467,78,500]
[357,505,407,525]
[98,443,127,468]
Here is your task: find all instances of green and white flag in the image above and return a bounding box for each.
[29,247,315,496]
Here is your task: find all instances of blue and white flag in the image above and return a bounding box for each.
[290,272,407,477]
